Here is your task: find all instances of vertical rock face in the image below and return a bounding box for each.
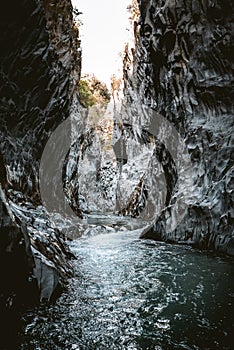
[118,0,234,254]
[0,0,81,308]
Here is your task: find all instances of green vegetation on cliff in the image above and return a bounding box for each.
[78,75,111,109]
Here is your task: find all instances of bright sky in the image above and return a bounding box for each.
[72,0,131,87]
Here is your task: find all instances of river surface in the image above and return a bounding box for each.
[18,216,234,350]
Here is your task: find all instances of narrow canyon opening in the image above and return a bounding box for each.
[0,1,233,349]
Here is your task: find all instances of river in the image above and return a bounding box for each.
[17,216,234,350]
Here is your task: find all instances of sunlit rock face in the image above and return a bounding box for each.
[75,114,118,212]
[0,0,81,308]
[117,0,234,254]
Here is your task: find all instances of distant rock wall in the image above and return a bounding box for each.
[0,0,81,309]
[118,0,234,254]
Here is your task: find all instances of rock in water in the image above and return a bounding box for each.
[0,0,81,308]
[116,0,234,254]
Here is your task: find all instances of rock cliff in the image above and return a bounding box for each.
[1,0,233,316]
[115,0,234,254]
[0,0,81,309]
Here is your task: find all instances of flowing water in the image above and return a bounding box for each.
[18,216,234,350]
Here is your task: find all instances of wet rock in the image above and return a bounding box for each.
[118,0,234,254]
[0,0,81,307]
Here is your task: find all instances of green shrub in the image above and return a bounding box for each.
[78,80,96,108]
[78,76,111,109]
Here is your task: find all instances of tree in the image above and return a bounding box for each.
[78,80,96,108]
[78,74,111,109]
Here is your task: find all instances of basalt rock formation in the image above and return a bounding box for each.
[116,0,234,254]
[0,0,81,310]
[1,0,233,317]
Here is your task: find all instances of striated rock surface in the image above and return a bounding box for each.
[74,106,117,213]
[0,0,81,309]
[116,0,234,254]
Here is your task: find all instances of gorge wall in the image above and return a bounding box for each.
[1,0,234,317]
[0,0,81,309]
[115,0,234,254]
